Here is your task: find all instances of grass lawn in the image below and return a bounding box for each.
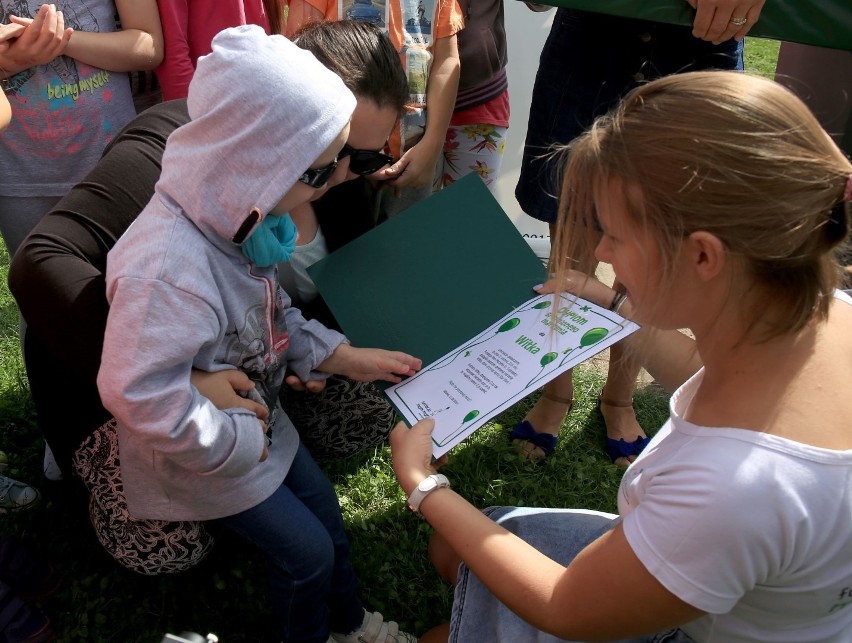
[1,40,778,642]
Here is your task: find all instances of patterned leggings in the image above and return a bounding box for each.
[437,123,508,193]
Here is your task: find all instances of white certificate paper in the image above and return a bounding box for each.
[386,293,640,457]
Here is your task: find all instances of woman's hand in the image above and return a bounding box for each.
[686,0,766,43]
[190,368,269,421]
[535,270,617,310]
[389,418,443,495]
[318,344,422,384]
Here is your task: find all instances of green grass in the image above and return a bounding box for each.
[743,37,781,78]
[1,38,779,640]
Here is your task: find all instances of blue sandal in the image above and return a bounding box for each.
[599,396,650,465]
[509,392,574,460]
[604,435,651,463]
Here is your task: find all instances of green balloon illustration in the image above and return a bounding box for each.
[540,351,558,367]
[532,301,551,310]
[497,317,521,333]
[429,317,521,371]
[463,410,480,423]
[527,351,559,387]
[580,327,609,347]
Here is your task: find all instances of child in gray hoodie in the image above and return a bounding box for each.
[98,25,420,643]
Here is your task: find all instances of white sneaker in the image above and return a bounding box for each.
[0,470,40,512]
[330,610,417,643]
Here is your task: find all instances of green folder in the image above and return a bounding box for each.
[307,173,548,374]
[522,0,852,51]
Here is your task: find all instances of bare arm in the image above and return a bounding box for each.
[381,34,460,190]
[390,421,705,640]
[0,23,20,121]
[1,5,71,77]
[63,0,163,71]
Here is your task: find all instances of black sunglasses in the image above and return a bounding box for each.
[339,144,394,175]
[298,156,339,189]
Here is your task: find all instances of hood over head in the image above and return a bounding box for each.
[156,25,356,248]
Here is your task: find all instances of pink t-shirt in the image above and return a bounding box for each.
[155,1,271,100]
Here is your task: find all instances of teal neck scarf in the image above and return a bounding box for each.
[240,213,297,267]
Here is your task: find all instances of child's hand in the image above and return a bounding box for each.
[4,4,72,71]
[0,23,25,54]
[376,139,442,191]
[190,368,270,421]
[318,344,422,384]
[284,372,327,394]
[389,419,445,495]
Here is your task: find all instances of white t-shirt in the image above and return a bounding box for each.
[277,227,328,305]
[619,360,852,642]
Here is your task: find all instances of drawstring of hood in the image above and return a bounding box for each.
[241,212,298,267]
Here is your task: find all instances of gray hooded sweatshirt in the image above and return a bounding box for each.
[98,26,357,521]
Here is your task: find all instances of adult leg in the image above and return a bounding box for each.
[281,375,395,460]
[600,338,646,468]
[217,445,363,642]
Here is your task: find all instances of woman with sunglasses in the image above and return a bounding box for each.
[278,20,407,460]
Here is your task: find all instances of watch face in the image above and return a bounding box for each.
[418,477,437,491]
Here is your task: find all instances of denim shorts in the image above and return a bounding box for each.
[515,9,743,224]
[448,506,697,643]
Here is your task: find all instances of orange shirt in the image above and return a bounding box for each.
[286,0,464,157]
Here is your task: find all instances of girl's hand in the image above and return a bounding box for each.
[190,368,270,421]
[0,22,25,54]
[686,0,766,43]
[535,270,616,310]
[377,139,442,191]
[389,418,442,495]
[5,4,72,71]
[318,344,422,384]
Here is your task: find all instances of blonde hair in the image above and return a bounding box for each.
[553,71,852,339]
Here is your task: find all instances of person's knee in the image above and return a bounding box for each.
[271,529,336,589]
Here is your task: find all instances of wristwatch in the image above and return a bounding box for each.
[406,474,450,514]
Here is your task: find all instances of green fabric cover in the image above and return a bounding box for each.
[525,0,852,51]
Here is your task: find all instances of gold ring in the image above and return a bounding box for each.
[730,16,747,26]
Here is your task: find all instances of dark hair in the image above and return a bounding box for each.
[293,20,408,115]
[263,0,285,35]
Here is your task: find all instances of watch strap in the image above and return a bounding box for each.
[406,474,450,514]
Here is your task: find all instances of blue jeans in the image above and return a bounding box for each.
[449,507,697,643]
[217,444,363,643]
